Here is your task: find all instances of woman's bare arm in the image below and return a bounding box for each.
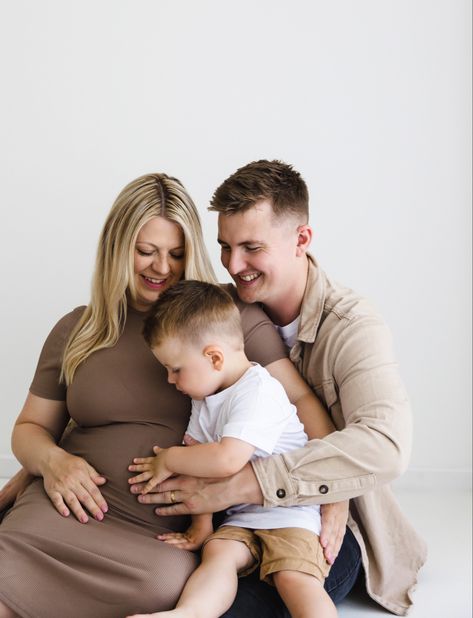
[265,358,336,438]
[12,392,108,522]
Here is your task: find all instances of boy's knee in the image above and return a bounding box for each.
[203,538,254,572]
[272,569,296,587]
[273,569,320,591]
[202,538,230,558]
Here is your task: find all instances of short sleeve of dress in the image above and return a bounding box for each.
[224,285,287,366]
[29,306,86,401]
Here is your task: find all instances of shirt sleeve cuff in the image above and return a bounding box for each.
[251,455,297,507]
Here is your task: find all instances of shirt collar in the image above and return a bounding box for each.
[297,253,326,344]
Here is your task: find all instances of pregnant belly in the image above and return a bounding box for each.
[61,423,190,533]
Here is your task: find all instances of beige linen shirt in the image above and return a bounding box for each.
[252,255,427,616]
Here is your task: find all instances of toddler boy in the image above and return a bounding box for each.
[127,280,336,618]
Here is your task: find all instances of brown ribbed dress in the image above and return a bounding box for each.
[0,296,286,618]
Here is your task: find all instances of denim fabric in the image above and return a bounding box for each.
[221,527,361,617]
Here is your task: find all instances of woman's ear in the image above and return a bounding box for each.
[203,345,224,371]
[296,224,313,256]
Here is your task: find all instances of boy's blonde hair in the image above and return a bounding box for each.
[143,280,244,350]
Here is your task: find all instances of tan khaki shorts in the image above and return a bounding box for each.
[203,525,330,585]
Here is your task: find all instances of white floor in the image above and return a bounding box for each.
[338,487,472,618]
[1,480,471,618]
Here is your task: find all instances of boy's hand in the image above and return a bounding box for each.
[157,514,213,551]
[128,446,173,494]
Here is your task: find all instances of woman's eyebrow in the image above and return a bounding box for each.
[136,241,185,250]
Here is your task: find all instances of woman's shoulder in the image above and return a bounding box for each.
[44,305,87,343]
[53,305,87,328]
[220,284,287,365]
[220,284,266,323]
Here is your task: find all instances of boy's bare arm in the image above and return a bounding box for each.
[128,438,256,493]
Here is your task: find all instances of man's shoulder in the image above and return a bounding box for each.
[302,259,387,341]
[321,276,380,324]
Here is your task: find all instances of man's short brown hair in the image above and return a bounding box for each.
[209,159,309,222]
[143,280,244,349]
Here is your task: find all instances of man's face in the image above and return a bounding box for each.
[217,200,302,309]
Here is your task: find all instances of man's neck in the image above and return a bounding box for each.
[263,258,309,326]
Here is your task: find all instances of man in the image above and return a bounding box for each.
[146,160,426,616]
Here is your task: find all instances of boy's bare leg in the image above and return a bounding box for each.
[126,538,254,618]
[273,570,337,618]
[0,600,19,618]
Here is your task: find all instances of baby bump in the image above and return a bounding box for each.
[61,423,190,533]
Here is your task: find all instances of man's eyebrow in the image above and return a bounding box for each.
[217,237,263,246]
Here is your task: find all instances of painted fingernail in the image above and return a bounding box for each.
[81,515,88,523]
[95,512,103,521]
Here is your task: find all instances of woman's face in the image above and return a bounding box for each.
[131,216,186,311]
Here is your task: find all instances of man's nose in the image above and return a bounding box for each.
[226,250,245,275]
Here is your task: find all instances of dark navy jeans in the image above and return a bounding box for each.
[221,526,362,617]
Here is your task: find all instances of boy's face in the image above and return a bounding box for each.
[153,337,223,400]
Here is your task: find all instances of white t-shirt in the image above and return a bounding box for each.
[187,363,321,534]
[275,316,300,349]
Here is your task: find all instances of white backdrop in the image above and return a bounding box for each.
[0,0,471,485]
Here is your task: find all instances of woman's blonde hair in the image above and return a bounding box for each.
[61,173,217,385]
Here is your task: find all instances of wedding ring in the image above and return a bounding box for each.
[170,491,176,504]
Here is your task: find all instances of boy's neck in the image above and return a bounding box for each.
[218,352,252,392]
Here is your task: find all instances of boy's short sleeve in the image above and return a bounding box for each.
[29,307,86,401]
[225,285,287,366]
[185,401,208,443]
[219,371,295,455]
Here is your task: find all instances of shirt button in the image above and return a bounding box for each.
[276,488,286,499]
[319,484,329,494]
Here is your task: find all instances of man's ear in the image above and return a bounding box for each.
[296,224,313,256]
[203,345,224,371]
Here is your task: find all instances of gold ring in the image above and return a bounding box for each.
[170,491,176,504]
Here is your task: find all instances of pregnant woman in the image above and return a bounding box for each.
[0,173,317,617]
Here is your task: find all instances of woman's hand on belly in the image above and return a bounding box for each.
[42,448,109,523]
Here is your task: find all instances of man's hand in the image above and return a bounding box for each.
[128,446,173,494]
[130,463,263,515]
[320,500,349,564]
